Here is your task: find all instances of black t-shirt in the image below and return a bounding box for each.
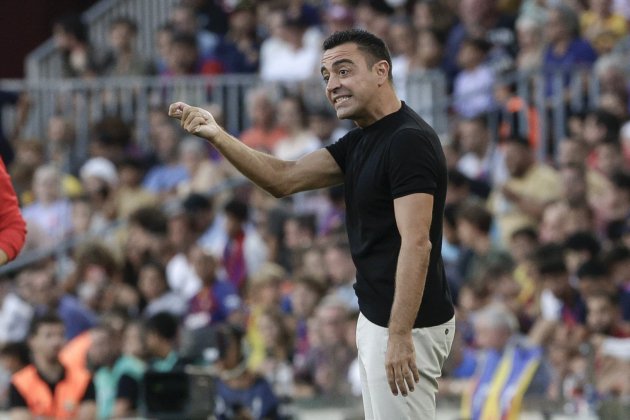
[326,102,454,328]
[9,367,96,409]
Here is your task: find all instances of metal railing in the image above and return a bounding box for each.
[26,0,178,79]
[2,66,606,169]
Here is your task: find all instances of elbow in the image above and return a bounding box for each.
[403,237,432,254]
[267,184,290,199]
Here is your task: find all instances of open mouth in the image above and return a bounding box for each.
[334,96,351,105]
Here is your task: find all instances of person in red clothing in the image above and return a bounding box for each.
[0,156,26,266]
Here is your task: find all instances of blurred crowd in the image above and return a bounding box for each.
[1,0,630,418]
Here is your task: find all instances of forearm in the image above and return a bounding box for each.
[388,241,431,335]
[207,129,296,198]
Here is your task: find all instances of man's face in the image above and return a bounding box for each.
[586,296,614,333]
[30,323,65,363]
[321,43,385,125]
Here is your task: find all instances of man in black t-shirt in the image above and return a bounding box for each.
[169,28,455,419]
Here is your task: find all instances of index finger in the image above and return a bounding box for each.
[168,102,189,119]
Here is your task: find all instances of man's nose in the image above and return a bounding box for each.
[326,75,340,93]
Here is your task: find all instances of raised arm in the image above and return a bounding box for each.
[168,102,343,197]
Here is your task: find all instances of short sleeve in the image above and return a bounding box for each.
[325,129,359,174]
[388,129,438,199]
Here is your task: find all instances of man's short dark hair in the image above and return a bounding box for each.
[534,243,567,275]
[28,313,64,338]
[224,199,249,223]
[129,206,168,235]
[145,312,179,341]
[456,201,493,234]
[323,29,393,80]
[511,226,538,243]
[576,259,608,280]
[564,231,601,257]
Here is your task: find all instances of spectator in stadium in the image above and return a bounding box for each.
[88,322,145,419]
[580,0,628,55]
[46,114,78,176]
[240,87,286,152]
[452,304,549,419]
[408,28,446,75]
[29,267,98,341]
[176,136,226,197]
[214,2,260,73]
[389,18,416,101]
[52,13,100,78]
[323,241,358,311]
[488,135,562,246]
[259,12,321,83]
[161,32,223,76]
[9,314,96,419]
[254,308,294,400]
[294,297,355,398]
[455,201,513,284]
[143,121,189,196]
[138,260,187,319]
[411,0,456,35]
[153,23,175,75]
[576,259,616,299]
[170,3,219,59]
[21,164,73,250]
[184,244,242,329]
[542,4,598,97]
[121,206,169,287]
[79,157,119,233]
[144,311,185,372]
[273,95,321,161]
[452,37,497,118]
[602,246,630,321]
[245,263,287,371]
[89,116,134,168]
[116,156,157,219]
[0,156,26,266]
[288,275,326,368]
[214,324,280,420]
[164,201,202,301]
[222,198,268,292]
[101,17,154,76]
[455,115,506,191]
[563,231,601,279]
[514,15,545,72]
[0,342,29,408]
[444,0,516,81]
[308,106,348,148]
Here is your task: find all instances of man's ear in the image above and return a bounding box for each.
[374,60,390,85]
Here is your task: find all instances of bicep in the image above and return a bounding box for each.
[288,149,344,194]
[393,193,433,244]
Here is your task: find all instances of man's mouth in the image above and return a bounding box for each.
[334,96,351,105]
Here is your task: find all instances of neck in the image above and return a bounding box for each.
[33,355,63,381]
[156,344,173,359]
[355,89,401,128]
[553,38,571,55]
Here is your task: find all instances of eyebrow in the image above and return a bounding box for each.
[320,58,355,74]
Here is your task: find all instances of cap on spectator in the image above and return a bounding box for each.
[80,157,118,186]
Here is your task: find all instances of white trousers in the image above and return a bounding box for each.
[356,312,455,420]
